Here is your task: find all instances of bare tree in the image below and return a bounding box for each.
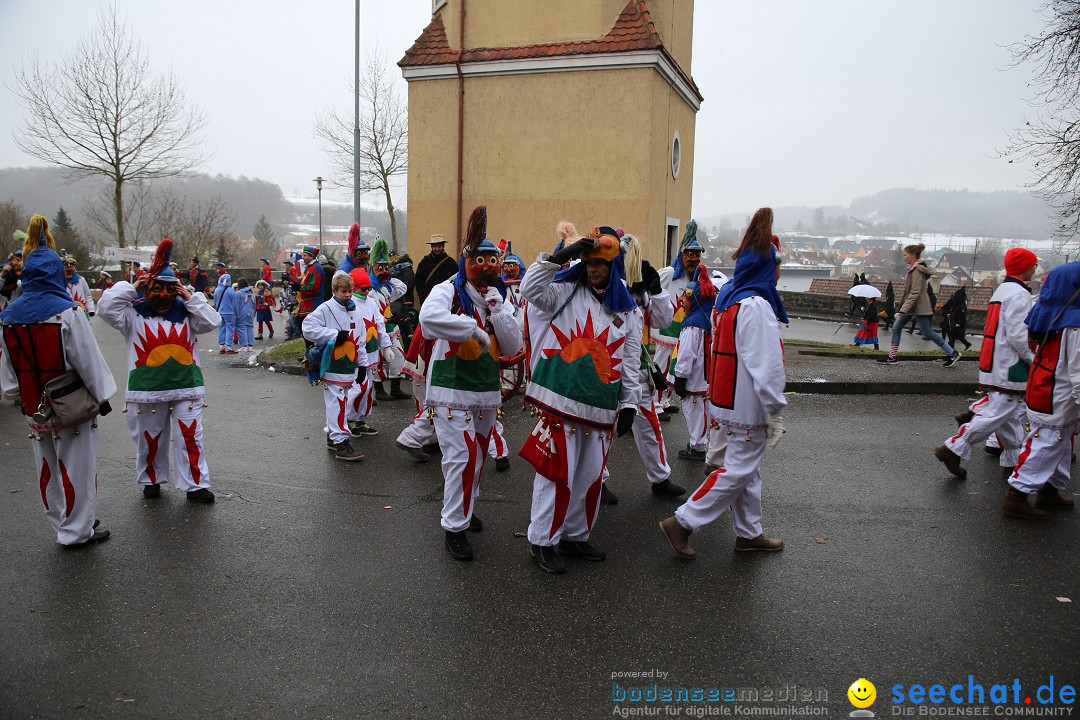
[1005,1,1080,241]
[315,54,408,249]
[0,200,27,258]
[10,3,205,247]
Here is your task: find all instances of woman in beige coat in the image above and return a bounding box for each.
[877,243,961,366]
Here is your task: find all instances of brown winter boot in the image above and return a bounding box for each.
[658,516,696,560]
[734,534,785,552]
[1035,485,1075,511]
[934,444,967,480]
[1002,486,1048,520]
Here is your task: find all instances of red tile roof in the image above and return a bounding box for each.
[399,0,702,100]
[807,278,994,309]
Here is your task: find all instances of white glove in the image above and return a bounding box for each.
[381,347,396,365]
[484,287,503,311]
[766,415,786,449]
[470,325,491,353]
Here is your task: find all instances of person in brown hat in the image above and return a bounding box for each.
[414,234,457,305]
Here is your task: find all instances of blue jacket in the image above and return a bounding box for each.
[232,287,255,319]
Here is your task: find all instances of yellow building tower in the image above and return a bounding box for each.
[399,0,701,266]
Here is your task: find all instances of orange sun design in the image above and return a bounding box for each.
[134,323,194,368]
[364,317,379,344]
[332,337,358,362]
[543,311,625,383]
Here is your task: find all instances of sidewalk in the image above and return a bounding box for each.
[785,349,979,394]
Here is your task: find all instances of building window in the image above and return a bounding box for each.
[671,132,682,180]
[432,0,447,13]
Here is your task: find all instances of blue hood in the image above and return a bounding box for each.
[553,253,636,314]
[714,246,788,323]
[0,248,74,324]
[1026,261,1080,335]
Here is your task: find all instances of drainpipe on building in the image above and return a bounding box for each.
[455,0,467,255]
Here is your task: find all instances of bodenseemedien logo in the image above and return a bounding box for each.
[849,678,877,718]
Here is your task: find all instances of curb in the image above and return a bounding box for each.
[256,356,305,376]
[796,349,977,361]
[785,381,978,395]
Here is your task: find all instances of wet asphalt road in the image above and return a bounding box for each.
[0,323,1077,720]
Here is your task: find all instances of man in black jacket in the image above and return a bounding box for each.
[414,234,457,305]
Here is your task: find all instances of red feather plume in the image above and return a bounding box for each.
[696,264,717,300]
[147,238,173,279]
[348,223,360,256]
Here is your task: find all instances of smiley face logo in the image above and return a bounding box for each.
[848,679,876,709]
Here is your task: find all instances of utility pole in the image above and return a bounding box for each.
[354,0,362,226]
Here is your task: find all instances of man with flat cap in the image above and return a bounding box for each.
[415,234,458,306]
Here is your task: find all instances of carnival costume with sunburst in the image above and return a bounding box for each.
[342,267,396,433]
[417,206,523,562]
[671,261,718,460]
[654,221,703,415]
[98,237,222,502]
[517,223,643,572]
[367,237,410,400]
[1,216,118,544]
[63,255,95,317]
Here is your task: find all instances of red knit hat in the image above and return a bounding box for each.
[1004,248,1037,276]
[350,268,372,288]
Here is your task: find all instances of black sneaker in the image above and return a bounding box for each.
[469,514,484,532]
[703,463,719,476]
[651,479,687,498]
[663,405,681,415]
[445,530,474,561]
[678,444,706,461]
[349,421,378,436]
[657,410,672,422]
[495,456,510,471]
[62,528,111,548]
[600,484,619,505]
[876,357,898,365]
[530,543,566,574]
[187,488,215,504]
[326,434,336,451]
[558,539,607,562]
[423,443,442,455]
[944,353,961,368]
[395,440,430,463]
[143,484,161,499]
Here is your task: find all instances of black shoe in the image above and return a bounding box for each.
[530,543,566,574]
[663,405,681,415]
[349,421,378,436]
[495,456,510,471]
[876,357,898,365]
[657,411,672,422]
[703,463,719,476]
[327,434,336,450]
[374,386,392,402]
[143,484,161,499]
[255,335,264,341]
[445,530,474,561]
[944,353,961,368]
[269,330,274,339]
[389,379,410,400]
[396,440,430,463]
[63,528,111,548]
[187,488,215,504]
[600,484,619,506]
[984,445,1003,457]
[678,444,706,461]
[423,443,442,455]
[651,479,687,498]
[469,515,484,532]
[558,539,607,562]
[954,410,975,427]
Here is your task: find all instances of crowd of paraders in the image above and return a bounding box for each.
[0,207,1075,572]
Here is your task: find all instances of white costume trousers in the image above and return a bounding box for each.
[488,418,509,459]
[675,426,766,539]
[705,409,726,467]
[435,406,496,533]
[124,401,211,491]
[346,369,374,422]
[322,384,352,444]
[683,394,710,452]
[634,399,671,483]
[653,345,677,409]
[30,419,99,545]
[1008,422,1075,494]
[396,382,437,449]
[527,423,612,547]
[945,392,1026,467]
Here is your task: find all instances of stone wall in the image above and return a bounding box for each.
[781,290,986,330]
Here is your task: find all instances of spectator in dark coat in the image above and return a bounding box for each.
[414,235,457,305]
[940,286,972,350]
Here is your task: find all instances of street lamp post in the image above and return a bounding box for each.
[314,176,324,253]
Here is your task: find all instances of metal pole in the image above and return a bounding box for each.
[354,0,362,226]
[315,176,324,253]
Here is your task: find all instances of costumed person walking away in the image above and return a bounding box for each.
[660,208,788,560]
[98,238,221,503]
[296,246,325,348]
[940,286,972,351]
[63,256,95,317]
[344,268,397,438]
[421,207,523,562]
[878,243,961,367]
[672,261,718,461]
[233,277,255,351]
[653,225,702,420]
[854,296,880,350]
[934,250,1038,481]
[519,224,640,574]
[368,238,410,402]
[0,216,117,546]
[213,266,236,354]
[300,271,369,461]
[254,279,276,339]
[1001,261,1080,520]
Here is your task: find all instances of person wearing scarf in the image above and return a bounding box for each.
[653,223,703,419]
[63,256,95,317]
[0,216,117,546]
[368,238,410,402]
[671,263,717,462]
[98,237,221,504]
[935,249,1037,484]
[419,207,523,563]
[660,208,787,560]
[1000,261,1080,520]
[519,223,641,574]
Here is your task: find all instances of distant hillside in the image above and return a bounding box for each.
[696,189,1054,239]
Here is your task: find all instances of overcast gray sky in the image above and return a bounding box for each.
[0,0,1049,216]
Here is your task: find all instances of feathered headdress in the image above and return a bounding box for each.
[371,237,390,265]
[460,205,487,257]
[22,215,55,260]
[148,238,178,283]
[454,206,505,314]
[347,223,360,257]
